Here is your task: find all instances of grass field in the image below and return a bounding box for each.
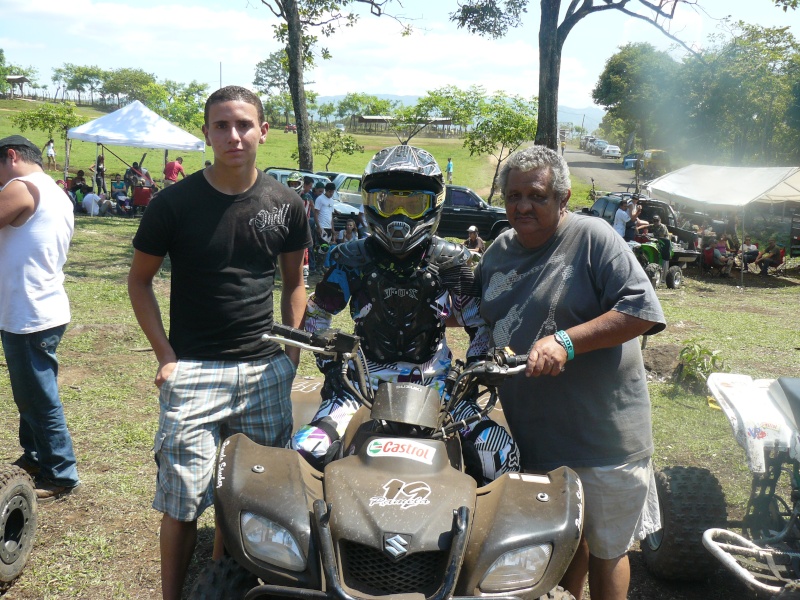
[1,99,799,598]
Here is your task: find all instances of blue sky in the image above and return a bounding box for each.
[1,0,796,110]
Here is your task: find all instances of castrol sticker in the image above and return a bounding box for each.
[366,438,436,465]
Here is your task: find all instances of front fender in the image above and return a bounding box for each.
[457,467,583,599]
[214,433,324,587]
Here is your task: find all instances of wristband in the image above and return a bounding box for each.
[554,330,575,361]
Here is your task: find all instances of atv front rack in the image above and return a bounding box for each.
[243,500,520,600]
[703,528,800,596]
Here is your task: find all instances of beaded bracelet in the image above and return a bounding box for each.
[554,330,575,361]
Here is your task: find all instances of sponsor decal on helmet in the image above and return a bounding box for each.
[367,438,436,465]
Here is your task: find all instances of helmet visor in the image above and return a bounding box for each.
[364,189,436,220]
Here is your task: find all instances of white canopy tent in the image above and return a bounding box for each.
[66,100,204,181]
[646,165,800,209]
[647,165,800,285]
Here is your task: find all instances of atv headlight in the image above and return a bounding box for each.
[241,511,306,571]
[479,544,552,592]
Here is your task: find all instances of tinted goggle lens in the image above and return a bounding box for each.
[364,190,435,219]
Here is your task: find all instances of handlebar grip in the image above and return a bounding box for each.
[270,324,315,346]
[494,348,528,368]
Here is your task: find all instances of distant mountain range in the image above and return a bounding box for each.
[314,94,605,134]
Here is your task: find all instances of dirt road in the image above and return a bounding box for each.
[565,146,639,196]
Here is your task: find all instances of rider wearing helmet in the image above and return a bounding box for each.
[286,171,303,193]
[291,145,519,484]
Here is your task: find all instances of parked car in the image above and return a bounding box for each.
[330,173,362,208]
[590,139,609,156]
[579,135,591,149]
[264,167,329,188]
[637,149,671,178]
[334,124,346,133]
[315,171,339,182]
[602,145,622,159]
[584,136,597,152]
[622,152,640,170]
[437,185,509,241]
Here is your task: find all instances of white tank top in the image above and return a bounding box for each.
[0,171,73,333]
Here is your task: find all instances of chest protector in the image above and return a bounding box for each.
[335,237,470,364]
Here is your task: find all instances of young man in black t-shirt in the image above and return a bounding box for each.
[128,86,311,600]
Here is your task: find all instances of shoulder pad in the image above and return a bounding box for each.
[329,238,371,268]
[427,236,471,270]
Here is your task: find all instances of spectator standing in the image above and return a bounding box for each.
[90,154,107,195]
[127,86,311,600]
[162,157,185,187]
[464,224,485,253]
[315,182,336,242]
[42,138,56,170]
[445,157,454,183]
[476,145,665,600]
[0,135,81,501]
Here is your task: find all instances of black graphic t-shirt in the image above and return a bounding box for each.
[133,170,312,360]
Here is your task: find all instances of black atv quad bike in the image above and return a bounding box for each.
[0,465,37,594]
[191,325,583,600]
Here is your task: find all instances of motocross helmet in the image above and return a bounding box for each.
[361,145,445,256]
[286,171,302,192]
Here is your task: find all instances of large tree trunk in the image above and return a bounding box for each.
[285,0,313,170]
[535,0,562,150]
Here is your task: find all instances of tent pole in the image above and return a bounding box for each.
[741,206,746,288]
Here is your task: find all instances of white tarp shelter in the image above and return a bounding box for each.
[67,100,204,152]
[646,164,800,209]
[647,164,800,285]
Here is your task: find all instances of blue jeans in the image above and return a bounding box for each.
[1,325,80,487]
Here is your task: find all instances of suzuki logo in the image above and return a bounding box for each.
[384,533,410,559]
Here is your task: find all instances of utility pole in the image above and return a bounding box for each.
[581,114,585,133]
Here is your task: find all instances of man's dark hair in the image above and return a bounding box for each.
[325,182,336,191]
[0,143,42,168]
[205,86,265,125]
[303,176,314,185]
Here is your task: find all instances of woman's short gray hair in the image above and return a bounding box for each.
[497,145,571,202]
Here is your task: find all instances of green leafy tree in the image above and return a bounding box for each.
[300,126,365,169]
[677,22,800,164]
[318,101,336,125]
[591,43,678,151]
[11,103,87,169]
[463,93,538,203]
[451,0,700,150]
[258,0,409,170]
[103,68,157,106]
[773,0,798,10]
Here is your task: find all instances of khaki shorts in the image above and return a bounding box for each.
[571,457,661,560]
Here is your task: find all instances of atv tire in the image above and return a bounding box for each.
[666,265,683,289]
[189,555,260,600]
[644,263,662,288]
[642,466,727,581]
[538,586,575,599]
[0,465,37,592]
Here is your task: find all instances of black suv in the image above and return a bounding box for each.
[437,185,509,241]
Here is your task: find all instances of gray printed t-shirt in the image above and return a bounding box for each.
[476,213,666,471]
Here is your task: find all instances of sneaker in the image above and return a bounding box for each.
[11,455,40,476]
[35,478,81,503]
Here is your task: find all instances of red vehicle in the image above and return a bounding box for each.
[284,124,297,134]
